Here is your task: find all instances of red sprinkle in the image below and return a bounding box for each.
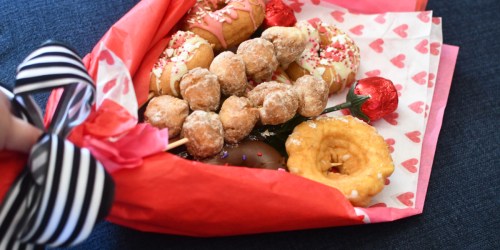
[257,152,263,157]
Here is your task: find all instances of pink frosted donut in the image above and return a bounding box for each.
[286,20,361,95]
[183,0,266,52]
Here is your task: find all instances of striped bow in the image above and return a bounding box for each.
[0,41,114,249]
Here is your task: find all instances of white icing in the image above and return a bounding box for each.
[349,190,359,199]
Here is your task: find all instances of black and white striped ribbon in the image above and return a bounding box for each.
[0,41,114,249]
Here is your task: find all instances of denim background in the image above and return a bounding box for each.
[1,0,499,249]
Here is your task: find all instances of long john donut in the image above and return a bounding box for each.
[183,0,266,51]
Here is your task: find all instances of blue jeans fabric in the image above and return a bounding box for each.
[1,0,499,249]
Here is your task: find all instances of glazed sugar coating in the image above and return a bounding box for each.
[181,110,224,159]
[236,38,279,82]
[209,51,248,96]
[219,96,260,144]
[261,26,307,69]
[246,81,299,125]
[285,116,395,207]
[180,67,221,111]
[293,75,329,117]
[144,95,189,138]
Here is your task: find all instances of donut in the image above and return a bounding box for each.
[251,67,292,86]
[246,81,299,125]
[181,110,224,159]
[285,116,394,207]
[219,96,259,144]
[292,75,329,117]
[183,0,266,52]
[150,31,214,97]
[202,139,287,171]
[269,67,292,85]
[143,95,189,138]
[237,38,279,82]
[180,67,221,112]
[286,20,360,95]
[209,51,248,96]
[261,26,307,69]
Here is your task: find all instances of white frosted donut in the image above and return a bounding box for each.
[150,31,214,97]
[286,20,360,95]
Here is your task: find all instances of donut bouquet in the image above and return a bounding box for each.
[1,0,457,241]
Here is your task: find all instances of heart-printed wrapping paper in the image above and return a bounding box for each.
[0,0,458,237]
[293,2,443,208]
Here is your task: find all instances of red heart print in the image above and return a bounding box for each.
[430,42,441,55]
[369,203,387,208]
[383,112,398,125]
[385,138,395,153]
[405,130,421,143]
[401,158,419,173]
[311,0,320,5]
[393,24,408,38]
[395,84,403,97]
[412,71,427,85]
[349,25,364,35]
[390,54,405,68]
[288,1,303,13]
[98,50,115,65]
[408,101,424,114]
[428,73,435,88]
[364,69,381,77]
[122,77,130,95]
[432,18,441,25]
[374,14,386,24]
[307,17,321,28]
[330,10,345,22]
[103,79,117,94]
[425,104,430,118]
[397,192,415,207]
[369,39,384,53]
[417,11,430,23]
[415,39,429,54]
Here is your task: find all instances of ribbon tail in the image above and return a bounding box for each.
[0,170,43,250]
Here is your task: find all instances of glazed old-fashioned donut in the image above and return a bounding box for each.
[293,75,329,117]
[286,20,360,95]
[209,51,248,97]
[202,139,287,171]
[144,95,189,138]
[237,38,279,82]
[183,0,266,52]
[261,26,307,69]
[285,116,394,207]
[180,67,221,111]
[246,81,299,125]
[181,110,224,159]
[219,96,260,144]
[150,31,214,97]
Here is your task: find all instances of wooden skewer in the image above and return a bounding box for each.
[137,91,189,151]
[165,138,189,151]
